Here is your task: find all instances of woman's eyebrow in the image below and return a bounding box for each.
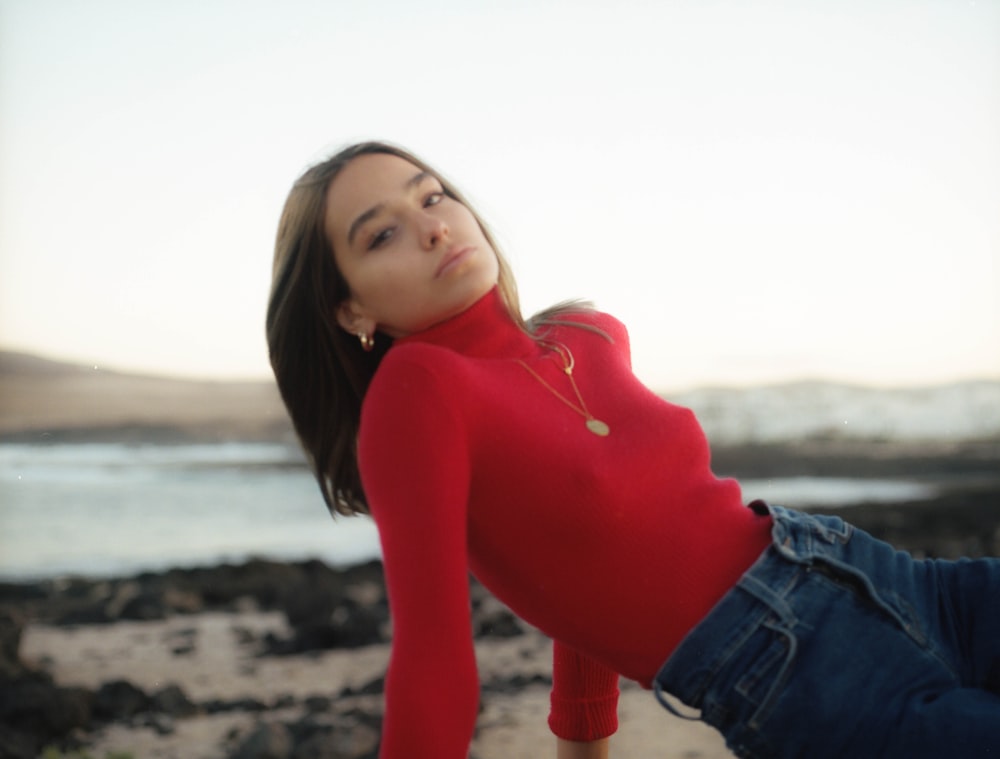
[346,171,434,246]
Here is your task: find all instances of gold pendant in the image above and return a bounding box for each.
[586,419,611,436]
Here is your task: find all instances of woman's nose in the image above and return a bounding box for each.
[419,213,449,249]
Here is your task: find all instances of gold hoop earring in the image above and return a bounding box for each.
[358,332,374,352]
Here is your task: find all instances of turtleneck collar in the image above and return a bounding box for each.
[394,287,538,359]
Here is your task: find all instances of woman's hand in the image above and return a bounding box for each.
[556,737,609,759]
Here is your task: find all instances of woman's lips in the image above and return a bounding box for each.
[435,246,474,278]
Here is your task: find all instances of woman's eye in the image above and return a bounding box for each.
[368,227,394,250]
[424,192,444,207]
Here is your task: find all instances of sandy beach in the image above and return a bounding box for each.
[18,610,732,758]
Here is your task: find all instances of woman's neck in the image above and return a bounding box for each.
[394,287,536,359]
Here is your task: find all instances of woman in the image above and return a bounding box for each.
[266,141,999,759]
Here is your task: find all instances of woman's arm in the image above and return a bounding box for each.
[359,355,480,756]
[557,737,609,759]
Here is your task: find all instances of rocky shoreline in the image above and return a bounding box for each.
[2,479,998,759]
[0,559,529,759]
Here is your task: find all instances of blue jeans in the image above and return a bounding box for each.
[654,503,1000,758]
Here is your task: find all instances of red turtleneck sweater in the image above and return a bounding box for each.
[357,289,772,757]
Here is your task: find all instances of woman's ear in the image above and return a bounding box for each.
[336,299,376,338]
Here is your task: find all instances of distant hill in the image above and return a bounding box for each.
[1,350,998,448]
[0,351,92,377]
[675,380,1000,445]
[0,351,294,443]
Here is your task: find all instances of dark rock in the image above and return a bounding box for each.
[471,590,524,639]
[303,695,332,714]
[150,683,198,717]
[712,439,1000,481]
[0,607,26,679]
[0,723,41,759]
[164,586,205,614]
[0,671,93,738]
[337,706,383,732]
[203,697,268,714]
[178,559,308,610]
[269,560,388,654]
[0,606,96,755]
[94,679,150,720]
[118,589,171,621]
[292,728,377,759]
[52,599,114,626]
[135,711,176,735]
[287,714,379,759]
[38,577,132,625]
[282,572,340,630]
[809,484,1000,559]
[166,627,198,656]
[3,558,391,632]
[230,721,292,759]
[0,581,48,605]
[233,625,258,645]
[264,602,387,655]
[483,672,552,694]
[474,607,524,638]
[311,604,386,649]
[359,676,385,695]
[338,561,386,591]
[340,675,384,698]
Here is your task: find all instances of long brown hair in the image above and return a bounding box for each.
[266,141,527,516]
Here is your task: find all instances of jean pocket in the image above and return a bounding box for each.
[703,618,797,735]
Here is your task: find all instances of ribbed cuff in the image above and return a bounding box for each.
[548,688,620,741]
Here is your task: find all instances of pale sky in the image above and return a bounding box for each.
[1,0,998,391]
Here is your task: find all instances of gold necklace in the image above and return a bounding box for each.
[516,341,610,436]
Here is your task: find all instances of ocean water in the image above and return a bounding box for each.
[0,442,380,582]
[0,443,938,582]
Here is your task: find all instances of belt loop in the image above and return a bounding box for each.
[654,679,702,721]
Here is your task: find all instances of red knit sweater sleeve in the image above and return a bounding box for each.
[358,351,479,759]
[544,309,625,741]
[549,640,620,740]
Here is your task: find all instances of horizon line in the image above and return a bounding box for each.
[2,346,999,394]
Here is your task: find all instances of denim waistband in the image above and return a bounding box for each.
[653,503,853,711]
[653,503,1000,756]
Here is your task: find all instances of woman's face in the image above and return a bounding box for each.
[325,152,500,339]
